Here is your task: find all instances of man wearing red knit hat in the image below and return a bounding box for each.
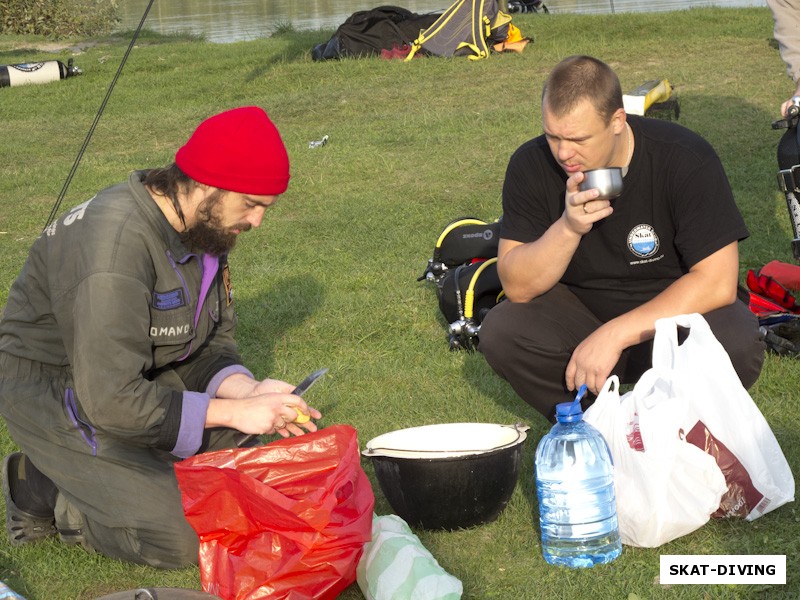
[0,107,321,568]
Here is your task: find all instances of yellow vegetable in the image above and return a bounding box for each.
[292,407,311,423]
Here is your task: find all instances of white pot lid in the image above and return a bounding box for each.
[363,422,529,459]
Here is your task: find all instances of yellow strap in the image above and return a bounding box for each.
[435,218,487,249]
[472,4,490,61]
[464,257,498,319]
[404,41,422,62]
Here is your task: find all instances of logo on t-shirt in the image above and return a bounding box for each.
[627,224,660,259]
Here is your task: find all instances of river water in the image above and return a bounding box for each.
[117,0,767,43]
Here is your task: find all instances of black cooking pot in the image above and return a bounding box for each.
[363,423,529,530]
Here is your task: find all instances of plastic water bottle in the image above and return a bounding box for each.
[535,385,622,568]
[0,581,26,599]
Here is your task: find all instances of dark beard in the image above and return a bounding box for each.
[179,192,241,256]
[180,218,238,256]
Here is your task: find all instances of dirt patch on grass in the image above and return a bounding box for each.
[1,40,101,54]
[0,32,201,56]
[0,38,105,57]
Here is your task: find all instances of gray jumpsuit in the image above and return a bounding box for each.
[0,171,252,567]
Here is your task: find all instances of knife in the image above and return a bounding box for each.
[235,367,329,447]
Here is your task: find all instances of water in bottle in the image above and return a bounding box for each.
[0,582,26,599]
[535,385,622,568]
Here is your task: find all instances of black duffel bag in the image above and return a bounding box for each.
[312,6,441,61]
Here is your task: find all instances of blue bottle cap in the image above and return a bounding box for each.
[555,384,587,423]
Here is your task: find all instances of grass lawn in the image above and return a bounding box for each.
[1,6,798,599]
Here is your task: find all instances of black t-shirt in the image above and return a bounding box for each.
[501,115,749,322]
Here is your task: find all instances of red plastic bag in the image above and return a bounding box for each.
[174,425,375,600]
[760,259,800,291]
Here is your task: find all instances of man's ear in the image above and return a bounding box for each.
[610,108,627,135]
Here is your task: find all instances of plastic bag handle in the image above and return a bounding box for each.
[652,313,715,370]
[594,375,620,408]
[584,376,621,424]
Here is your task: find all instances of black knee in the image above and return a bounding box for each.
[477,302,512,367]
[728,332,766,390]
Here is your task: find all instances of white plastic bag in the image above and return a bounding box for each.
[584,313,795,547]
[650,313,794,520]
[356,514,462,600]
[585,374,728,548]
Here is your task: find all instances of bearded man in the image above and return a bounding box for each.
[0,106,321,568]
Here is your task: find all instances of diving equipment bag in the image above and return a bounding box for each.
[419,217,504,350]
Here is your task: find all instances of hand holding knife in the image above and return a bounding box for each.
[235,367,328,447]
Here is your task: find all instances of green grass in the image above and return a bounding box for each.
[1,7,799,599]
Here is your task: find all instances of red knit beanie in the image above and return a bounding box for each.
[175,106,290,195]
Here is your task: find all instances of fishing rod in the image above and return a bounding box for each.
[43,0,156,230]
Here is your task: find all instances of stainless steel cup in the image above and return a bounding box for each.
[579,167,624,199]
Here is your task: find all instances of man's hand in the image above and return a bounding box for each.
[249,377,296,396]
[564,171,613,235]
[211,372,326,437]
[565,322,625,395]
[207,393,322,438]
[215,373,295,399]
[564,242,741,395]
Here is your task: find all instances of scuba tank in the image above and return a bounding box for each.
[0,58,82,88]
